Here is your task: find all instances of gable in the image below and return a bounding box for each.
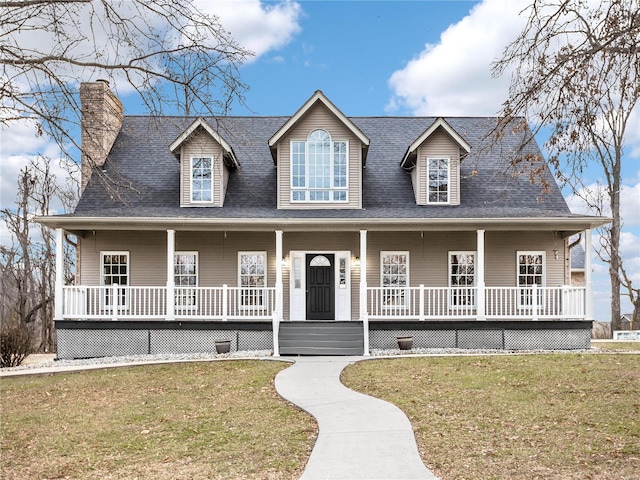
[400,117,470,169]
[275,101,364,210]
[170,117,239,168]
[269,90,370,165]
[176,125,231,208]
[410,127,464,206]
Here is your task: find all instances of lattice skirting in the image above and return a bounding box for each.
[370,328,591,351]
[57,327,273,359]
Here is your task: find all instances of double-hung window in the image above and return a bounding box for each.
[291,129,348,202]
[239,252,267,308]
[191,157,213,203]
[427,157,450,204]
[517,252,545,309]
[449,252,476,308]
[101,252,129,309]
[381,252,409,309]
[174,252,198,311]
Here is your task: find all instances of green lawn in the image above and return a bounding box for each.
[1,360,317,480]
[343,354,640,480]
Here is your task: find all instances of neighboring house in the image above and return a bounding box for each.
[620,313,633,331]
[570,243,585,287]
[39,81,609,358]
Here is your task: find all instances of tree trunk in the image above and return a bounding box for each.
[609,155,622,336]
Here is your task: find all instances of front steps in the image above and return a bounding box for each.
[279,321,364,355]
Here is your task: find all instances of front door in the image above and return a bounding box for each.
[306,254,335,320]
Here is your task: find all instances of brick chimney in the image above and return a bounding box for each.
[79,80,123,191]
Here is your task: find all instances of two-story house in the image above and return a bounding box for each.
[39,81,608,358]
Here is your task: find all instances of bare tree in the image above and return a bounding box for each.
[0,157,78,351]
[492,0,640,331]
[1,0,252,153]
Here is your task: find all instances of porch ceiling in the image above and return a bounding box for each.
[37,214,610,236]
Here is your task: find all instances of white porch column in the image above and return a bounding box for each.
[360,230,369,355]
[476,229,486,320]
[54,228,64,320]
[274,230,283,356]
[584,228,594,321]
[166,229,175,321]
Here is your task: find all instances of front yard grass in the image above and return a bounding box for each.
[593,341,640,351]
[1,360,316,480]
[343,354,640,480]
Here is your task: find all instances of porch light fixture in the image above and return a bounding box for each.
[281,256,287,267]
[553,248,559,260]
[353,256,360,267]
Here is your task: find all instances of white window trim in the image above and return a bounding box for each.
[516,251,546,310]
[448,251,476,309]
[100,251,129,310]
[190,156,214,204]
[426,156,451,205]
[174,251,198,312]
[289,130,349,203]
[380,251,410,309]
[238,251,267,309]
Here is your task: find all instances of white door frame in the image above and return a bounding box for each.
[289,250,351,321]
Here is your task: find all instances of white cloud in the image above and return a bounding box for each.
[387,0,528,116]
[197,0,302,59]
[1,122,79,244]
[565,178,640,227]
[621,182,640,227]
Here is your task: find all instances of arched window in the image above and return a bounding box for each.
[291,129,348,202]
[310,255,331,267]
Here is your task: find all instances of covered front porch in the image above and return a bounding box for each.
[52,224,596,357]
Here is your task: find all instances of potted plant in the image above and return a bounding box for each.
[215,340,231,354]
[397,336,414,350]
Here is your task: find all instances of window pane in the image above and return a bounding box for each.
[192,158,213,202]
[450,253,475,306]
[427,158,449,203]
[239,253,266,307]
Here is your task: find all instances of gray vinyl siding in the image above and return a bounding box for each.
[179,129,227,207]
[415,129,461,206]
[79,231,167,286]
[79,229,566,319]
[484,231,565,287]
[79,231,277,288]
[277,102,362,210]
[366,231,563,288]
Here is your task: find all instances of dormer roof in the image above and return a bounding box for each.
[400,117,471,168]
[268,90,370,164]
[170,117,239,168]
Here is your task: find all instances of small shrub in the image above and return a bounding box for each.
[0,318,33,367]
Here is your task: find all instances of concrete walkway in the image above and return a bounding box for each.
[275,356,439,480]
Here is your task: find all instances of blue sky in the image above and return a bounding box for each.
[1,0,638,321]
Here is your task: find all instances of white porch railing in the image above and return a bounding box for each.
[62,285,276,320]
[61,284,585,321]
[367,285,585,320]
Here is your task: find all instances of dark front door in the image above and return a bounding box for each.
[306,254,335,320]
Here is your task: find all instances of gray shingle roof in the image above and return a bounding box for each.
[73,115,573,220]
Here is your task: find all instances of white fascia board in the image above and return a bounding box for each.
[401,117,471,167]
[36,215,612,232]
[268,90,370,148]
[169,117,239,167]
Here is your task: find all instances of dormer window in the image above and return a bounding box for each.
[291,129,348,202]
[191,157,213,203]
[427,157,450,204]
